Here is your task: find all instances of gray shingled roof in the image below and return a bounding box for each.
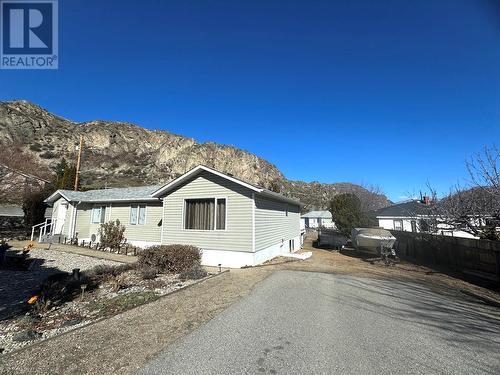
[0,204,24,217]
[54,185,162,203]
[374,200,432,217]
[301,210,332,219]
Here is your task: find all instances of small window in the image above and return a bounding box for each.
[130,204,146,225]
[91,206,106,224]
[184,198,226,230]
[411,220,417,232]
[216,198,226,230]
[394,220,403,231]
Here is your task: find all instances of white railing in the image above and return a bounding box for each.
[31,219,56,242]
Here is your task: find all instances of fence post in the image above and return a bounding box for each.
[496,250,500,289]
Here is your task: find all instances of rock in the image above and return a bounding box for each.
[61,318,82,327]
[12,330,41,342]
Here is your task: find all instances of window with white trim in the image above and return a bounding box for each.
[184,198,226,230]
[394,219,403,231]
[130,204,146,225]
[91,206,106,224]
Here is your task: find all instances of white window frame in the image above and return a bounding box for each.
[91,205,106,224]
[130,204,147,225]
[394,219,403,231]
[182,197,227,231]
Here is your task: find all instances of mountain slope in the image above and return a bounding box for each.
[0,100,390,211]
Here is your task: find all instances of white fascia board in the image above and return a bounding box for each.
[150,165,262,198]
[44,190,70,204]
[86,198,160,203]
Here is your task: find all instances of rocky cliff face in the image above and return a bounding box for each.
[0,100,390,211]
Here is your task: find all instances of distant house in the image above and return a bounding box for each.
[301,211,335,229]
[42,165,302,268]
[374,197,478,239]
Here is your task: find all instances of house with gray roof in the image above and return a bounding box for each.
[374,197,479,238]
[41,165,302,268]
[300,210,335,229]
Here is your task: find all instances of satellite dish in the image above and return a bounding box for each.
[91,234,96,242]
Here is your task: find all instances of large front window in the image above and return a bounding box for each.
[184,198,226,230]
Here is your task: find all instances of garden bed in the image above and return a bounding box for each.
[0,243,212,355]
[0,266,211,354]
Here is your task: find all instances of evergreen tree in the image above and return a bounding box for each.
[59,163,78,190]
[329,193,369,236]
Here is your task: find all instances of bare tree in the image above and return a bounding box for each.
[0,145,52,203]
[421,146,500,240]
[466,145,499,199]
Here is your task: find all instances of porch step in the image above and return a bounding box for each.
[39,234,67,244]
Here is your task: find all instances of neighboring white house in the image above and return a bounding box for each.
[301,211,335,229]
[374,198,478,239]
[42,165,302,268]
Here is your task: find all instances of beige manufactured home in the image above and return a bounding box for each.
[42,165,302,268]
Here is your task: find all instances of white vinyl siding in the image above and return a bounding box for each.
[161,171,253,252]
[254,195,301,252]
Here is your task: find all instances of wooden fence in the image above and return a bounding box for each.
[391,231,500,288]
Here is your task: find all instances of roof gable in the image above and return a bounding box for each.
[151,165,302,206]
[151,165,262,198]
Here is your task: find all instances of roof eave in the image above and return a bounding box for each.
[259,190,303,207]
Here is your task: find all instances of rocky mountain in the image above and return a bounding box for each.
[0,100,390,211]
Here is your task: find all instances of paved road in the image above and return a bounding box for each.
[141,271,500,375]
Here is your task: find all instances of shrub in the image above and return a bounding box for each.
[139,267,157,280]
[39,151,56,159]
[32,272,96,314]
[138,245,202,273]
[179,263,208,281]
[110,273,128,292]
[98,220,126,251]
[29,143,42,152]
[86,263,135,282]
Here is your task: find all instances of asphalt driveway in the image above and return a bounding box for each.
[141,270,500,375]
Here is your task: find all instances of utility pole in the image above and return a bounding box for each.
[74,135,83,191]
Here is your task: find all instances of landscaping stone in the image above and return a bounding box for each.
[12,330,41,342]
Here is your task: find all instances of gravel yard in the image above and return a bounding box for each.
[0,248,120,321]
[0,247,210,355]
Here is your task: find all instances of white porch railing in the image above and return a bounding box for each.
[31,219,57,242]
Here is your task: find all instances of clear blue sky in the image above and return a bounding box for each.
[1,0,499,202]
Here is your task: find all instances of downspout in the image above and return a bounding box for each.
[70,201,81,240]
[251,193,255,252]
[160,198,166,244]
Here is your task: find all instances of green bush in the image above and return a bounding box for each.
[98,220,126,251]
[179,264,208,281]
[138,245,202,273]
